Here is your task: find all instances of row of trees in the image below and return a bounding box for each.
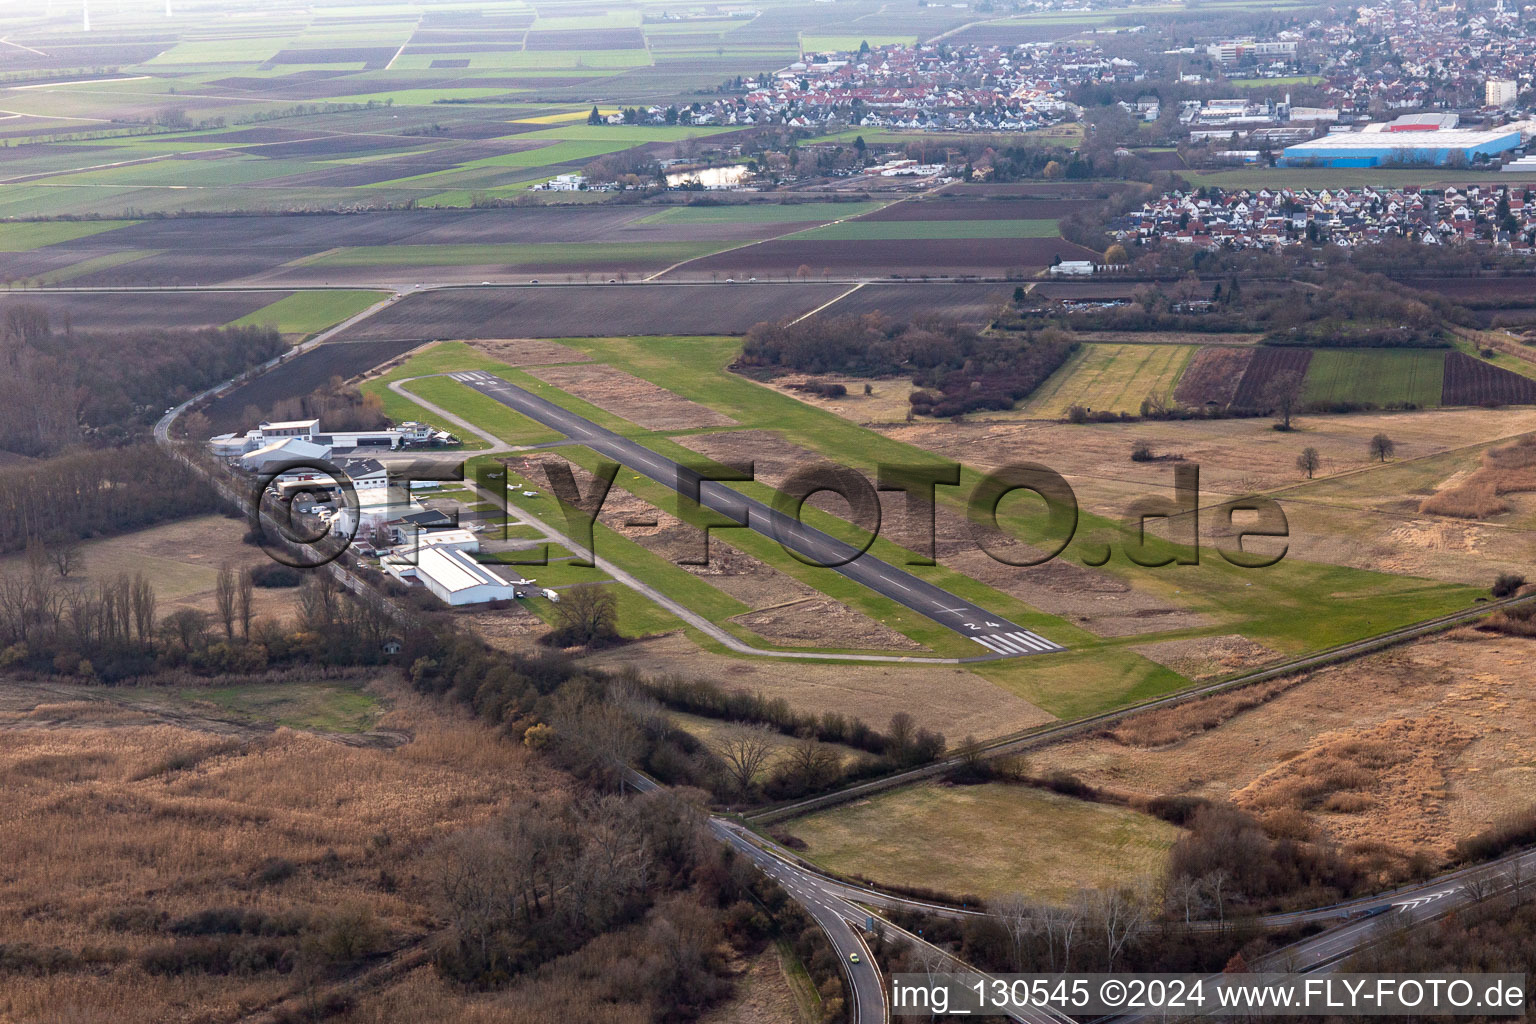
[0,445,218,556]
[0,542,398,681]
[739,313,1079,418]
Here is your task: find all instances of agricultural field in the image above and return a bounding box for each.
[777,781,1180,901]
[0,202,1036,288]
[785,218,1062,241]
[672,235,1099,280]
[227,289,387,337]
[331,282,851,340]
[0,515,294,622]
[1167,343,1536,411]
[1024,342,1196,417]
[864,197,1100,221]
[202,338,424,433]
[1301,349,1446,409]
[0,289,289,330]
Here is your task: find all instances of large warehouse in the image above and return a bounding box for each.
[1278,126,1526,168]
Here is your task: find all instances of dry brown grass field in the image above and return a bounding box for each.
[1030,631,1536,864]
[0,514,295,623]
[1420,434,1536,519]
[0,675,566,1024]
[880,409,1536,586]
[339,944,809,1024]
[780,780,1179,902]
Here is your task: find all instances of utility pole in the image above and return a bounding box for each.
[81,0,90,32]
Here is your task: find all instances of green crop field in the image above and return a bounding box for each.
[308,241,729,268]
[0,219,136,251]
[1302,349,1446,408]
[1226,75,1324,87]
[787,218,1063,241]
[228,290,387,337]
[178,681,384,733]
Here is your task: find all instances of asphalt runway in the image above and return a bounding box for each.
[448,370,1063,657]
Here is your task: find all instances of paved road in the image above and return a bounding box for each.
[1100,860,1531,1023]
[447,369,1063,657]
[623,772,885,1024]
[628,773,1073,1024]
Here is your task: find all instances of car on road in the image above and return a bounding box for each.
[848,953,860,964]
[530,279,539,284]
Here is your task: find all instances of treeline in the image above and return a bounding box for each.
[432,787,849,1022]
[408,635,946,805]
[0,445,217,555]
[0,560,398,683]
[249,377,388,434]
[880,887,1288,980]
[642,675,947,802]
[0,306,284,455]
[643,674,941,759]
[1040,273,1457,348]
[739,314,1077,418]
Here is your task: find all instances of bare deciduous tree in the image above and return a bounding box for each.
[1296,446,1321,479]
[214,563,237,640]
[990,891,1035,971]
[1262,371,1304,431]
[236,568,254,639]
[1092,883,1152,970]
[45,537,82,579]
[713,724,777,796]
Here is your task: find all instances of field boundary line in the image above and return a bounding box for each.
[790,281,864,323]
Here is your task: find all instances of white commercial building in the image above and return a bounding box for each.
[1488,79,1519,108]
[1206,39,1297,65]
[386,543,521,606]
[238,437,330,474]
[209,419,450,460]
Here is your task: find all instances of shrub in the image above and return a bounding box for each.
[1493,572,1526,598]
[1130,441,1155,462]
[1455,806,1536,863]
[250,563,304,588]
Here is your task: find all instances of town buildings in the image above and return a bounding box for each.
[1116,184,1536,251]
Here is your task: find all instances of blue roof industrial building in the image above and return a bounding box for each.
[1279,126,1529,168]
